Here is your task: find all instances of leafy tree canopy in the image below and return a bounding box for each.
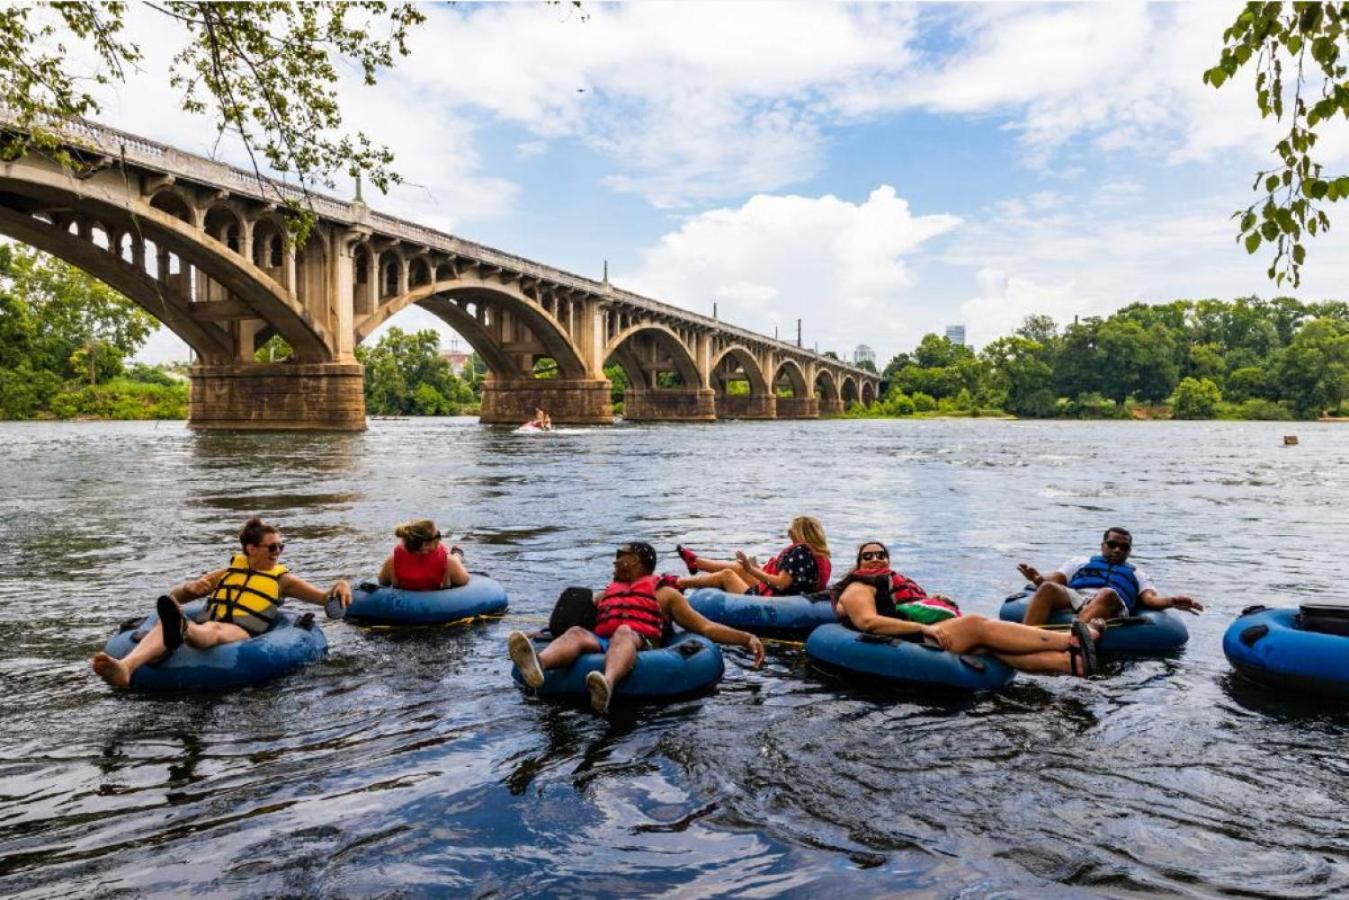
[0,2,426,241]
[1205,2,1349,287]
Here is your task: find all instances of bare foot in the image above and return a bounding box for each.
[92,652,131,688]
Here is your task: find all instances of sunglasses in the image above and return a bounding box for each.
[859,550,888,562]
[260,541,285,553]
[1104,540,1131,551]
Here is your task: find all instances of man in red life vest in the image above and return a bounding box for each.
[507,542,765,714]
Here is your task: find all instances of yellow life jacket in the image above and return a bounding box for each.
[207,553,288,635]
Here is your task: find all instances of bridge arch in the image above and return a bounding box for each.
[772,358,809,397]
[355,277,590,379]
[861,380,877,406]
[0,163,343,364]
[814,368,840,403]
[709,344,769,395]
[603,323,700,389]
[840,374,860,406]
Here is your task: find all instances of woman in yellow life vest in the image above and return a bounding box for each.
[92,517,352,689]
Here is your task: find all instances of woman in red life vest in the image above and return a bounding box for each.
[377,519,469,591]
[834,541,1103,676]
[506,542,766,714]
[674,515,832,597]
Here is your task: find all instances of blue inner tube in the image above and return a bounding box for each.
[512,632,725,699]
[805,623,1015,692]
[346,575,508,625]
[999,589,1189,653]
[102,600,327,691]
[1224,606,1349,698]
[686,587,835,635]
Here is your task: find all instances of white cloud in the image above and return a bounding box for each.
[623,185,960,354]
[514,140,548,159]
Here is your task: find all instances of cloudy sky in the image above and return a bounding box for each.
[77,2,1349,366]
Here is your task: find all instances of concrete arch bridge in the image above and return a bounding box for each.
[0,121,878,429]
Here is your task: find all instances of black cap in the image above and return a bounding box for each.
[617,541,657,573]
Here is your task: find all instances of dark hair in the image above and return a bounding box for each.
[1103,527,1132,544]
[240,517,278,550]
[395,518,440,552]
[855,540,890,569]
[619,541,658,574]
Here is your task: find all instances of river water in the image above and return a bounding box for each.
[1,418,1348,897]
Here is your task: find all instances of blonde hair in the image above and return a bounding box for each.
[394,518,440,552]
[790,515,830,557]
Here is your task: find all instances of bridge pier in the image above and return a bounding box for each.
[189,362,367,431]
[775,397,820,419]
[819,398,845,416]
[715,393,777,419]
[479,378,613,425]
[623,388,717,422]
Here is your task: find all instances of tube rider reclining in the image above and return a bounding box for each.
[92,517,351,688]
[1016,527,1203,626]
[507,542,765,713]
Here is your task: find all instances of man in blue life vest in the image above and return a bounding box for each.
[1017,527,1202,625]
[507,541,765,714]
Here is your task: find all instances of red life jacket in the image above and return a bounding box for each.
[760,543,833,596]
[393,543,449,591]
[594,574,665,641]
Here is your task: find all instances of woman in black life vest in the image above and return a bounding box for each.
[834,541,1103,676]
[507,542,765,713]
[674,515,832,597]
[92,517,352,689]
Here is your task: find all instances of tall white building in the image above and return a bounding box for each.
[945,325,966,347]
[853,344,875,367]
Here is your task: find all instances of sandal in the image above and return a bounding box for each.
[155,595,187,660]
[1068,620,1099,677]
[676,545,699,575]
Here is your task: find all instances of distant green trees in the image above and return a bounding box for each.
[863,296,1349,421]
[355,327,478,415]
[0,245,185,419]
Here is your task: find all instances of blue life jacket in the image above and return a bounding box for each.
[1068,555,1141,612]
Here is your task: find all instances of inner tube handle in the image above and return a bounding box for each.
[1239,624,1270,647]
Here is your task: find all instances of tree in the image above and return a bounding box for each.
[1205,3,1349,287]
[1173,377,1222,419]
[0,244,156,384]
[1271,316,1349,415]
[0,3,427,240]
[981,335,1056,416]
[354,326,474,415]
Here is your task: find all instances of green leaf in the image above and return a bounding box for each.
[1293,243,1306,264]
[1241,211,1258,231]
[1245,232,1262,254]
[1265,174,1281,192]
[1262,220,1281,241]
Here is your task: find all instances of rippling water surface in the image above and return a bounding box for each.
[3,418,1349,897]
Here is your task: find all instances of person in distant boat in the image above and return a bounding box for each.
[507,541,765,713]
[377,518,469,590]
[835,541,1102,676]
[1016,527,1202,626]
[524,407,552,430]
[91,517,351,689]
[673,515,831,597]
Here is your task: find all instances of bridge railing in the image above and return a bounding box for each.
[17,117,874,379]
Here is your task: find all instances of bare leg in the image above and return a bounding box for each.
[991,649,1073,674]
[92,621,167,688]
[537,625,604,670]
[1022,583,1075,625]
[690,556,743,574]
[678,568,753,594]
[935,614,1079,655]
[601,627,643,685]
[184,620,251,649]
[1077,589,1123,622]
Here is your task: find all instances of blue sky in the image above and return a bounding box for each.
[88,2,1349,366]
